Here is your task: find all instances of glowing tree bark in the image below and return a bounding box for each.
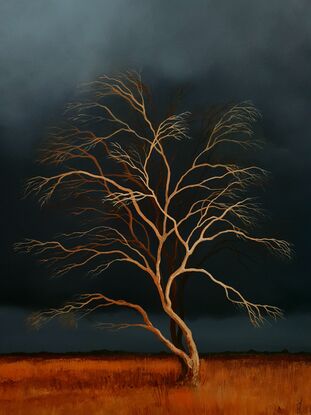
[16,72,291,385]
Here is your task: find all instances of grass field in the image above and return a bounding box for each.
[0,353,310,414]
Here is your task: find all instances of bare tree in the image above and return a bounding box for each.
[15,72,291,385]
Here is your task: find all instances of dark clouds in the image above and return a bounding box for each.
[1,0,311,351]
[1,0,311,150]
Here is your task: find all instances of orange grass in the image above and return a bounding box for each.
[0,354,310,414]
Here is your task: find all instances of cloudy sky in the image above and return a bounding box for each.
[1,0,311,353]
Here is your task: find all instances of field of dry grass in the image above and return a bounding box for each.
[0,353,310,415]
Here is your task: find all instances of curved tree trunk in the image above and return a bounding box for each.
[181,339,200,386]
[163,299,200,386]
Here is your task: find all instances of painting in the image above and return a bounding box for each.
[1,1,310,414]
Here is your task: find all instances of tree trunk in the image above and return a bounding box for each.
[181,351,200,386]
[170,309,200,386]
[160,280,200,385]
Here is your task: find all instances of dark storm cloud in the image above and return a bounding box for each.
[1,0,311,151]
[1,0,311,352]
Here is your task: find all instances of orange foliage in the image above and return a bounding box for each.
[0,354,310,414]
